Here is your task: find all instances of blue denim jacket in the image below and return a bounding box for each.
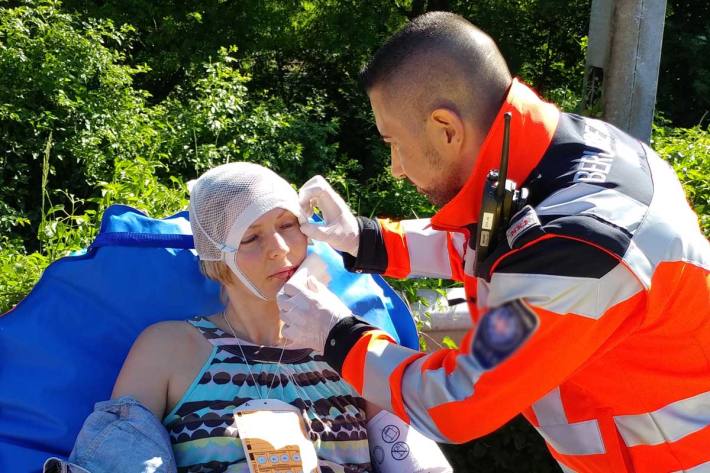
[42,397,176,473]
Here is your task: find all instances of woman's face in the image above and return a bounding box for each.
[234,208,307,298]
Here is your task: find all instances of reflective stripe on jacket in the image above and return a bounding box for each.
[325,79,710,473]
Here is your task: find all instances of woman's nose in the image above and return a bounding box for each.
[266,231,289,258]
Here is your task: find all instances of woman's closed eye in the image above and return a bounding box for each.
[241,233,258,245]
[280,221,297,230]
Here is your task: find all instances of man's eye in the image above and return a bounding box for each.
[281,221,296,229]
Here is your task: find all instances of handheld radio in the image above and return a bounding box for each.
[473,112,529,273]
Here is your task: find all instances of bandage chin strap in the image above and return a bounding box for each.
[223,251,270,301]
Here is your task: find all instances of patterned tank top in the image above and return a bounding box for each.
[162,316,372,473]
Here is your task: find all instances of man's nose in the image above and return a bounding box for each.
[390,146,405,179]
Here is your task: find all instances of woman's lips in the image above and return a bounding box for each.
[270,267,296,280]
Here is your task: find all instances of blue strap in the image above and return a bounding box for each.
[90,232,195,250]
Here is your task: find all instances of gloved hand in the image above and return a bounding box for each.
[277,269,352,353]
[298,175,360,257]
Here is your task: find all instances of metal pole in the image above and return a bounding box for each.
[582,0,613,114]
[602,0,668,143]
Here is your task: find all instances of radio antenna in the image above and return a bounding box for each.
[496,112,512,201]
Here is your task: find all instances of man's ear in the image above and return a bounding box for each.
[426,108,465,156]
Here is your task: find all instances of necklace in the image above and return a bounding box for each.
[222,311,287,399]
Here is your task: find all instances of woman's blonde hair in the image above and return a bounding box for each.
[199,260,234,304]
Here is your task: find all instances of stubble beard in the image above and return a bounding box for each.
[418,147,463,207]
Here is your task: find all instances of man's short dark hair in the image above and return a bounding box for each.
[360,12,511,127]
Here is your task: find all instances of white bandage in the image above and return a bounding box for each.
[366,410,452,473]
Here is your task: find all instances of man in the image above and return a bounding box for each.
[277,12,710,473]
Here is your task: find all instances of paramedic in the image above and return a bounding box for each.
[277,11,710,473]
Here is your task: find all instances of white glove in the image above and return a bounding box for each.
[277,267,352,353]
[298,175,360,257]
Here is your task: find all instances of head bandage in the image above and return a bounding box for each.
[189,162,302,300]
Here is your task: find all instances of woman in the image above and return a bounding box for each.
[106,162,450,473]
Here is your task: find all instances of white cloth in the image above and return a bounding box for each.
[366,410,453,473]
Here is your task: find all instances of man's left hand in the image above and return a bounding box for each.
[277,272,351,353]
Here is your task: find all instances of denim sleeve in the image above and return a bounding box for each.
[43,396,176,473]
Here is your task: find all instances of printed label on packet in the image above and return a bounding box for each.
[233,399,320,473]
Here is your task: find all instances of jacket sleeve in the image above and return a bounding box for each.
[342,217,467,281]
[326,234,645,443]
[43,397,177,473]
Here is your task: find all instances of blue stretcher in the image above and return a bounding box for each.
[0,204,417,472]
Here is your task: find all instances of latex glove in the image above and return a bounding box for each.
[277,271,352,353]
[298,175,360,256]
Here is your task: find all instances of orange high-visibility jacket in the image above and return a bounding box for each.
[323,80,710,472]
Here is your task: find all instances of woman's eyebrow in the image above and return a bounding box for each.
[247,209,292,231]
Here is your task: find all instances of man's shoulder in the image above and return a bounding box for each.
[527,113,654,217]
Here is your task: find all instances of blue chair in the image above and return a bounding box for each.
[0,204,417,473]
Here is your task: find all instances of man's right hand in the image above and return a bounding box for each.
[298,175,360,257]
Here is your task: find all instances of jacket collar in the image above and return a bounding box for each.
[431,79,560,230]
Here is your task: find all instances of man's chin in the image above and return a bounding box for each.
[420,186,459,208]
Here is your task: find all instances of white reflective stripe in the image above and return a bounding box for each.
[533,388,605,455]
[558,462,578,473]
[677,460,710,473]
[450,231,466,259]
[537,420,605,455]
[401,219,453,278]
[363,341,455,443]
[621,238,653,288]
[614,390,710,447]
[623,152,710,286]
[361,340,420,414]
[533,388,568,425]
[487,263,642,319]
[536,183,648,234]
[396,353,485,443]
[403,346,483,409]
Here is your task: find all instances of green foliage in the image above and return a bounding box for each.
[160,47,341,183]
[0,248,49,317]
[657,0,710,127]
[452,0,590,95]
[0,155,188,313]
[652,122,710,235]
[0,0,157,246]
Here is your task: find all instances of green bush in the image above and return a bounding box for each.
[652,123,710,235]
[0,155,187,313]
[0,1,157,245]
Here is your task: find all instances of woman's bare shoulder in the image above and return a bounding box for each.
[111,320,204,418]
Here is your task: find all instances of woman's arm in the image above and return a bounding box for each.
[112,321,192,419]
